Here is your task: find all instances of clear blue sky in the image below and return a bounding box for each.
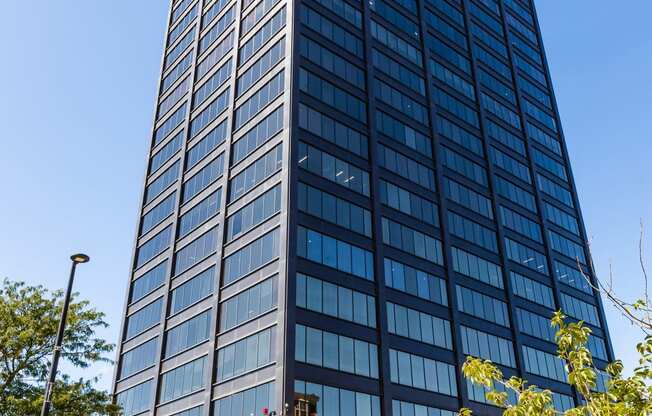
[0,0,650,392]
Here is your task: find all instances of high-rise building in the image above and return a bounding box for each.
[112,0,614,414]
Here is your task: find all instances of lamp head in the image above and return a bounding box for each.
[70,253,90,264]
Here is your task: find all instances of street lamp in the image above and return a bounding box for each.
[40,253,90,416]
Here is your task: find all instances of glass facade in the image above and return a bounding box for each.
[113,0,613,414]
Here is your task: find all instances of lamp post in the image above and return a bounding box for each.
[40,253,90,416]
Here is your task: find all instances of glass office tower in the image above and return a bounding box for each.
[112,0,614,414]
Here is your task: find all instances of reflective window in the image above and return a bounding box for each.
[294,380,381,416]
[193,58,232,107]
[473,43,511,80]
[376,111,431,157]
[172,0,194,24]
[130,261,168,303]
[150,130,183,175]
[435,115,483,156]
[170,266,215,314]
[425,11,467,49]
[313,0,362,26]
[232,106,283,164]
[164,309,211,357]
[158,77,191,119]
[500,205,542,243]
[239,7,286,64]
[165,26,195,70]
[300,36,365,90]
[441,146,487,186]
[297,226,374,281]
[533,148,567,181]
[226,185,281,241]
[159,356,206,403]
[300,103,368,158]
[538,173,574,207]
[373,49,425,95]
[297,273,376,328]
[456,285,510,327]
[198,6,235,54]
[119,337,158,379]
[141,192,176,236]
[229,144,283,201]
[555,261,591,294]
[486,119,525,155]
[237,39,285,96]
[116,380,153,416]
[544,202,579,235]
[428,35,470,74]
[387,302,452,349]
[495,175,537,212]
[203,0,230,26]
[549,230,586,264]
[370,21,422,67]
[125,298,163,340]
[527,122,562,156]
[379,179,439,226]
[444,177,493,219]
[510,271,554,308]
[220,275,278,331]
[212,381,276,416]
[145,161,180,204]
[448,211,497,252]
[216,327,276,381]
[300,6,363,57]
[190,88,230,138]
[382,217,444,264]
[504,237,549,275]
[234,71,284,130]
[392,400,456,416]
[516,307,556,342]
[451,246,503,288]
[389,348,457,396]
[491,147,531,184]
[560,293,600,327]
[522,345,567,382]
[162,51,193,93]
[377,144,436,191]
[136,226,172,268]
[298,182,372,237]
[299,69,366,123]
[171,405,203,416]
[384,257,448,305]
[174,227,219,275]
[224,228,280,284]
[432,60,475,101]
[435,88,478,128]
[298,142,370,196]
[154,104,187,147]
[241,0,282,34]
[197,32,234,79]
[178,189,221,238]
[372,0,420,40]
[460,326,516,367]
[295,324,378,378]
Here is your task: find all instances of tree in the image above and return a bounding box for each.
[461,226,652,415]
[0,278,121,415]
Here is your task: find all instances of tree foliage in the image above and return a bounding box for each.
[461,311,652,416]
[0,278,120,415]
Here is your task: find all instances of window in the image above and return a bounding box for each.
[533,148,567,181]
[136,226,172,268]
[377,144,436,191]
[504,237,549,275]
[239,7,286,64]
[172,0,194,24]
[555,260,591,294]
[549,230,586,264]
[154,104,187,146]
[376,111,431,158]
[299,69,366,123]
[163,52,193,93]
[504,0,533,25]
[120,338,158,379]
[519,75,551,108]
[426,0,463,26]
[588,335,608,361]
[500,205,542,242]
[220,275,278,331]
[203,0,231,26]
[313,0,362,26]
[241,0,282,34]
[216,327,276,381]
[212,381,276,416]
[560,293,601,327]
[145,161,180,205]
[141,192,176,236]
[178,189,221,238]
[299,103,368,159]
[491,147,531,184]
[297,226,374,281]
[392,400,456,416]
[379,180,439,226]
[373,49,425,95]
[456,285,510,327]
[538,174,574,207]
[429,59,475,101]
[527,122,562,155]
[159,77,191,119]
[389,349,457,396]
[544,202,579,235]
[471,21,507,57]
[172,406,203,416]
[150,131,183,175]
[384,257,448,305]
[224,228,280,284]
[197,31,234,79]
[164,309,211,357]
[516,307,556,342]
[131,261,167,303]
[300,6,363,57]
[473,44,511,80]
[435,116,483,156]
[174,227,219,275]
[486,119,525,155]
[469,1,502,34]
[428,35,470,74]
[382,217,444,264]
[170,266,215,314]
[297,273,376,328]
[467,379,517,406]
[232,106,283,164]
[116,380,152,416]
[159,356,206,403]
[444,177,493,219]
[387,302,452,349]
[448,211,498,252]
[298,142,370,196]
[198,6,235,54]
[300,36,365,90]
[237,39,285,96]
[478,67,515,104]
[372,0,420,40]
[425,11,467,49]
[451,246,503,288]
[229,144,283,201]
[165,26,195,70]
[441,146,487,186]
[510,271,555,308]
[226,185,281,241]
[235,71,284,130]
[460,326,516,367]
[435,88,479,128]
[294,380,381,416]
[514,53,547,86]
[522,345,567,382]
[370,21,422,67]
[295,324,378,378]
[495,175,537,212]
[193,58,232,107]
[125,298,163,340]
[190,88,230,138]
[298,182,372,237]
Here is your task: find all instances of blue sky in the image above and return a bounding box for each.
[0,0,650,392]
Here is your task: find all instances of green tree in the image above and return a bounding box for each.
[0,278,121,415]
